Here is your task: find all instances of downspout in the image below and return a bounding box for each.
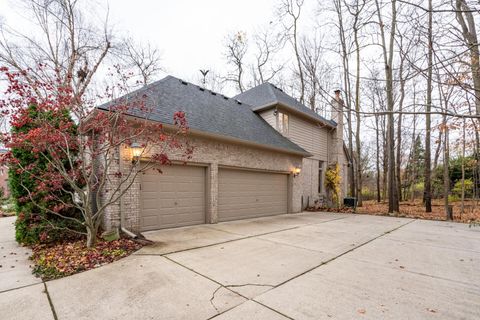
[118,146,138,239]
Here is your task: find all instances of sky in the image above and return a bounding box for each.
[0,0,323,95]
[107,0,278,80]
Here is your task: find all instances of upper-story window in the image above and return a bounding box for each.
[277,112,289,135]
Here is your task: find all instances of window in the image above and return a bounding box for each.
[318,161,324,193]
[277,112,289,135]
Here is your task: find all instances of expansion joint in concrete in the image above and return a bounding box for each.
[43,282,58,320]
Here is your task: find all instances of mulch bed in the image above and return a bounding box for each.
[355,200,480,223]
[31,238,143,280]
[305,206,354,213]
[308,199,480,224]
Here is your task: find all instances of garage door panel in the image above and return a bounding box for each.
[218,169,288,222]
[140,165,206,231]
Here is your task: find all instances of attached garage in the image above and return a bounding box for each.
[140,165,206,231]
[218,168,289,222]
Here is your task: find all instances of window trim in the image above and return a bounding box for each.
[277,111,289,136]
[318,161,324,194]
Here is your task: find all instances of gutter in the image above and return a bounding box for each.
[253,102,337,129]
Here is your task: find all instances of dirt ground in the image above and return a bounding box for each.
[355,199,480,223]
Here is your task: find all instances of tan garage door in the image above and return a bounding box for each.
[140,165,205,231]
[218,168,288,222]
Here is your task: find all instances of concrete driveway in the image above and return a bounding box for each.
[1,212,479,320]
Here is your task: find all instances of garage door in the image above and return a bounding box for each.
[218,168,288,222]
[140,165,205,231]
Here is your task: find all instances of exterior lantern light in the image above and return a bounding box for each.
[131,142,143,163]
[293,167,301,177]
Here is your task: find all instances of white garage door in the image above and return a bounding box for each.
[218,168,288,222]
[140,165,205,231]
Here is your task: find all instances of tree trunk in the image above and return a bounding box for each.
[444,119,450,220]
[461,119,466,215]
[334,0,355,198]
[375,112,381,203]
[424,0,433,213]
[86,226,97,248]
[375,0,399,213]
[354,14,363,207]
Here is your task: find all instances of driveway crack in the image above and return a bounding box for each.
[209,286,222,313]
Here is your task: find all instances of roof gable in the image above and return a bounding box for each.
[97,76,309,156]
[234,83,336,127]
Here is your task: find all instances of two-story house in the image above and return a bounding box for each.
[235,83,351,209]
[99,76,352,233]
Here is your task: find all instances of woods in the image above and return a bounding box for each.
[218,0,480,218]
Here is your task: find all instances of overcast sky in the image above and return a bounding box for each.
[0,0,276,82]
[0,0,323,95]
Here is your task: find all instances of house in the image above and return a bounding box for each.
[235,83,351,208]
[100,76,351,233]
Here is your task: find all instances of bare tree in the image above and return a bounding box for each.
[454,0,480,203]
[344,0,366,206]
[423,0,434,212]
[224,31,248,93]
[0,0,111,101]
[279,0,306,103]
[333,0,356,198]
[300,35,324,111]
[250,29,285,86]
[121,38,163,86]
[375,0,399,213]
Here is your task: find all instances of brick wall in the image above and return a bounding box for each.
[102,133,304,233]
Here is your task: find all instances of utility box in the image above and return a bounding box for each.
[343,197,357,208]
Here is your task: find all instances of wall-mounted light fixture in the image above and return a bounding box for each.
[273,109,278,116]
[130,142,143,163]
[293,167,301,177]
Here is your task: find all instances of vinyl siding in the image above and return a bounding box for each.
[288,115,328,161]
[258,109,277,128]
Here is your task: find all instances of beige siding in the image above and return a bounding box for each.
[289,115,328,161]
[258,109,277,128]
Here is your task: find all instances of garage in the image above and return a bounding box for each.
[140,165,206,231]
[218,168,288,222]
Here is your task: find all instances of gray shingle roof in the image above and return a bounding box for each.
[97,76,309,156]
[234,83,337,127]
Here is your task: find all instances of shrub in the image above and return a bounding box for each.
[8,104,84,245]
[325,163,341,207]
[452,179,474,199]
[361,187,377,201]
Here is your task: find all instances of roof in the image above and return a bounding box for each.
[97,76,309,156]
[234,83,337,127]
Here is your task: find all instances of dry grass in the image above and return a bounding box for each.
[356,199,480,223]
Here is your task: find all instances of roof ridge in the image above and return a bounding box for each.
[265,82,280,105]
[166,76,236,101]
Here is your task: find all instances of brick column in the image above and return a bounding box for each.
[207,162,218,223]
